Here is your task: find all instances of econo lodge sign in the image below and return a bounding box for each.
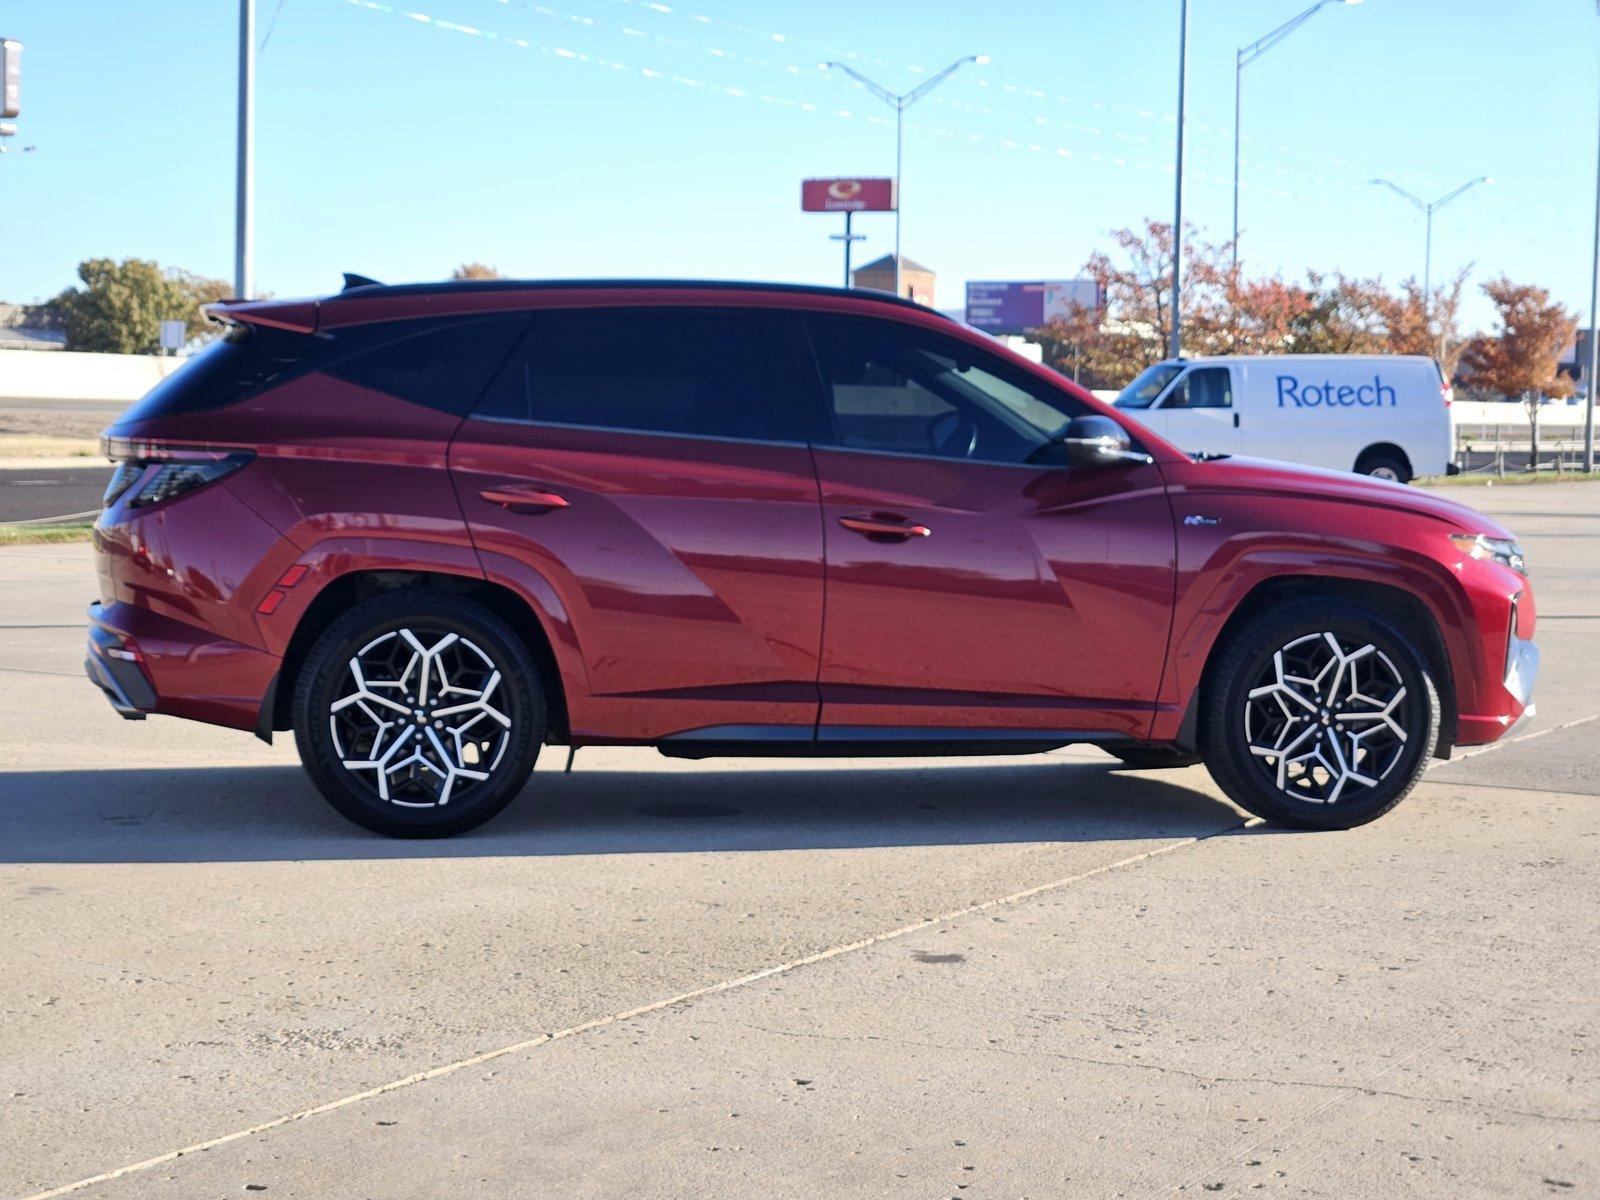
[801,177,897,213]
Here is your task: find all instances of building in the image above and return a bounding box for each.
[851,254,935,307]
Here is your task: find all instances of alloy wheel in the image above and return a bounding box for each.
[1242,630,1412,806]
[328,626,512,807]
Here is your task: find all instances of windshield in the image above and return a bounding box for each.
[1112,362,1183,410]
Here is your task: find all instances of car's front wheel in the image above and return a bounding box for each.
[292,591,545,837]
[1201,597,1439,830]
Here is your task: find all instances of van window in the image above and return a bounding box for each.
[1162,367,1232,410]
[1112,362,1183,410]
[473,309,811,443]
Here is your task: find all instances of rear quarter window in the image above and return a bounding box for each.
[117,323,330,422]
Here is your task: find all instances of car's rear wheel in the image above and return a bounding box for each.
[1201,598,1439,830]
[292,591,544,837]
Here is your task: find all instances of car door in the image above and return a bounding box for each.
[803,314,1176,739]
[1156,365,1240,458]
[448,307,829,742]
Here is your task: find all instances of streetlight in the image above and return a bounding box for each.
[236,0,254,299]
[1369,175,1493,313]
[818,54,989,298]
[1170,0,1189,359]
[1584,0,1599,473]
[1232,0,1364,268]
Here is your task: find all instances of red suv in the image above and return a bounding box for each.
[87,278,1537,837]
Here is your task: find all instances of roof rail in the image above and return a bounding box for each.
[326,276,948,317]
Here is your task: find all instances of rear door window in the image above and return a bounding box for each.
[472,309,817,444]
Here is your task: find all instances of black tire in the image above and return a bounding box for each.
[1200,597,1439,830]
[292,591,545,837]
[1108,744,1203,770]
[1355,454,1411,484]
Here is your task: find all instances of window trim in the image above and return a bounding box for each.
[466,306,829,447]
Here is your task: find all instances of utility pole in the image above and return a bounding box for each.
[829,211,866,287]
[1169,0,1189,360]
[236,0,255,299]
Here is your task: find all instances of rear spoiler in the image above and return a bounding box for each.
[202,272,385,333]
[202,297,320,334]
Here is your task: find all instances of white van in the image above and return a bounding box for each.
[1110,355,1454,482]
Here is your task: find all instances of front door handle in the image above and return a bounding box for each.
[1233,412,1240,428]
[838,513,932,541]
[479,485,569,513]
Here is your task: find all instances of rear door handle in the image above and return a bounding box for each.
[479,485,569,513]
[837,514,932,541]
[1233,412,1240,428]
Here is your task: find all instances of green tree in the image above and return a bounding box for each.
[31,258,231,354]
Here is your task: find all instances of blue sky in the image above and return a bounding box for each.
[1,0,1595,331]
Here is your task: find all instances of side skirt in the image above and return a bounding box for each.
[656,724,1112,761]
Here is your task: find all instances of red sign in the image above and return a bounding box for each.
[802,177,896,213]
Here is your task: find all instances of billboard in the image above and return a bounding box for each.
[964,279,1101,335]
[802,177,896,213]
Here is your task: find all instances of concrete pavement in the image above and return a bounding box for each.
[2,483,1596,1198]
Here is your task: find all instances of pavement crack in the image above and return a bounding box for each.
[734,1023,1600,1127]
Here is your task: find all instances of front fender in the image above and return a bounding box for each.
[1151,529,1479,744]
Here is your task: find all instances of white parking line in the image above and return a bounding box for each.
[1430,711,1600,767]
[19,819,1258,1200]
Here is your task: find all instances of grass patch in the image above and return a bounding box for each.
[0,523,96,545]
[0,434,102,459]
[1419,471,1600,488]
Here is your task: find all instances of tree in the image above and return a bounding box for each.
[451,262,503,280]
[1458,277,1576,401]
[1459,277,1577,470]
[30,258,232,354]
[1032,220,1312,388]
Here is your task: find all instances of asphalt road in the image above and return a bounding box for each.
[0,464,110,522]
[1,483,1596,1198]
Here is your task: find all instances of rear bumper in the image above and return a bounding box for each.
[85,601,279,733]
[85,622,156,719]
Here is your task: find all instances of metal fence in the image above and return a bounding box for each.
[1453,421,1592,476]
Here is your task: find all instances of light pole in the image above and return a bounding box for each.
[236,0,254,299]
[1233,0,1364,268]
[1170,0,1189,359]
[1585,1,1599,473]
[1369,175,1493,314]
[818,54,989,299]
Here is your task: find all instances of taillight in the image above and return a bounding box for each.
[101,437,255,509]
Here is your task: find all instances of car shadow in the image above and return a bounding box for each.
[0,757,1245,864]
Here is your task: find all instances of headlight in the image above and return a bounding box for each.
[1450,532,1526,575]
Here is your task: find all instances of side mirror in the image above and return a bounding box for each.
[1062,415,1153,470]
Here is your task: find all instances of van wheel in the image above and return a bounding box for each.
[292,591,545,837]
[1355,453,1411,484]
[1200,598,1439,830]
